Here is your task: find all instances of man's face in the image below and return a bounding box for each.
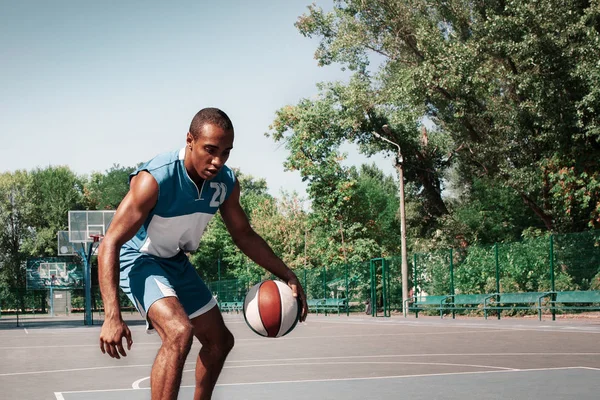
[186,123,234,180]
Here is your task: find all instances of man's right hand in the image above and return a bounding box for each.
[99,317,133,359]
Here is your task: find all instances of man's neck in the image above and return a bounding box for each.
[183,147,205,188]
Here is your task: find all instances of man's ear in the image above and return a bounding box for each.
[186,132,194,149]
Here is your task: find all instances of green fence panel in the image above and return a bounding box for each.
[453,244,498,295]
[414,250,451,297]
[496,236,550,293]
[554,231,600,290]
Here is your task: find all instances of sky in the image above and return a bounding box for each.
[0,0,397,199]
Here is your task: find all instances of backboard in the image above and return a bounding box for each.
[68,210,115,243]
[26,258,82,290]
[58,230,101,256]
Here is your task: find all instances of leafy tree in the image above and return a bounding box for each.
[272,0,600,245]
[84,164,135,210]
[346,164,402,254]
[250,192,309,271]
[439,177,542,246]
[0,171,35,310]
[28,166,86,257]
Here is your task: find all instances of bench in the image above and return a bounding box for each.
[307,299,325,315]
[541,290,600,317]
[447,293,493,318]
[404,295,452,318]
[483,292,553,319]
[219,301,243,313]
[316,298,348,315]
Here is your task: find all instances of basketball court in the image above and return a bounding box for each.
[1,313,599,399]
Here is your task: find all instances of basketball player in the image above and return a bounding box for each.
[97,108,308,400]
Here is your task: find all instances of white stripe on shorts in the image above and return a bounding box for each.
[189,297,218,319]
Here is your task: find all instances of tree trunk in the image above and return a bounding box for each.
[406,162,449,218]
[40,291,46,313]
[520,193,554,230]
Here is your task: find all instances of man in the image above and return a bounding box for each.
[98,108,308,400]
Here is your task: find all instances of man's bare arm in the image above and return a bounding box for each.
[219,181,307,320]
[98,171,158,318]
[97,171,157,358]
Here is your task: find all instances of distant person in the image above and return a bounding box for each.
[97,107,308,400]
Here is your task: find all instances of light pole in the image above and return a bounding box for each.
[373,125,410,317]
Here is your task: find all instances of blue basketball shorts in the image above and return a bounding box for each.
[119,250,217,333]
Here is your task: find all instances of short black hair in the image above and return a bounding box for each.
[189,108,234,139]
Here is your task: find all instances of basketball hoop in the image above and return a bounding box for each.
[89,234,104,243]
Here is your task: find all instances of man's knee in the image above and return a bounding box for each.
[203,327,234,358]
[163,321,194,354]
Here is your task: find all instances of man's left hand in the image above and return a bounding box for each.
[286,273,308,322]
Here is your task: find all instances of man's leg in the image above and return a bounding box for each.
[147,297,194,400]
[191,306,235,400]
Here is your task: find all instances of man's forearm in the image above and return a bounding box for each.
[233,229,295,281]
[98,243,122,319]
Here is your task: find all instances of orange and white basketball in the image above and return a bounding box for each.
[243,280,300,338]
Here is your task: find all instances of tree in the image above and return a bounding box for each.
[84,164,135,210]
[346,164,402,254]
[0,171,34,310]
[250,191,309,271]
[271,0,600,244]
[28,166,86,257]
[269,79,451,235]
[438,176,542,246]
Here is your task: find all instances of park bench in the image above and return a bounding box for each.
[316,298,348,315]
[447,293,493,318]
[219,301,243,313]
[404,295,452,318]
[483,292,553,319]
[540,290,600,318]
[307,299,325,314]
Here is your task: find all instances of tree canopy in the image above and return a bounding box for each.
[269,0,600,244]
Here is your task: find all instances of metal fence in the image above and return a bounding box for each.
[1,231,598,321]
[414,231,600,298]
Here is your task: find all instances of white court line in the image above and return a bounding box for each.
[132,360,515,389]
[0,329,512,350]
[209,366,597,387]
[0,363,154,377]
[0,342,160,350]
[131,376,148,390]
[23,328,28,335]
[222,360,516,371]
[56,366,598,397]
[316,318,600,333]
[222,352,600,364]
[316,316,599,328]
[55,387,147,398]
[236,329,514,342]
[7,351,600,377]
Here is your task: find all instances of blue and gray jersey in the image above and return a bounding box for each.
[120,147,236,261]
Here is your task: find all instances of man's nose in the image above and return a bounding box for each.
[211,157,224,168]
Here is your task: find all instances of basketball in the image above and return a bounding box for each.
[243,280,300,338]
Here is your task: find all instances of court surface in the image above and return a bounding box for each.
[1,313,599,399]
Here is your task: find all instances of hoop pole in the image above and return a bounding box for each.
[85,240,98,325]
[50,281,55,317]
